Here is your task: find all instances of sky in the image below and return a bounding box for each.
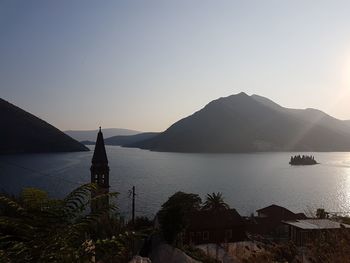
[1,1,350,132]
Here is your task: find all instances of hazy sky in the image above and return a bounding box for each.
[1,1,350,131]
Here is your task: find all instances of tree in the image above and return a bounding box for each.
[316,208,327,219]
[0,184,133,263]
[202,192,229,211]
[158,191,201,244]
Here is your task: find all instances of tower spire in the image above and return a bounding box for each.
[92,127,108,165]
[90,127,110,213]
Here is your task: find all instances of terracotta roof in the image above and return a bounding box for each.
[187,209,244,230]
[92,127,108,164]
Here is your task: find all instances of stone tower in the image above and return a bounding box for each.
[90,127,110,213]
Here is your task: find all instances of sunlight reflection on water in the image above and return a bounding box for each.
[1,147,350,219]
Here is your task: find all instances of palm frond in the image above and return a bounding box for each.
[63,183,96,213]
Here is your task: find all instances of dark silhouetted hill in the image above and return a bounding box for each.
[65,128,140,142]
[104,132,159,146]
[130,92,350,153]
[0,98,89,154]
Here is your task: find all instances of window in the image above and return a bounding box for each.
[203,231,209,241]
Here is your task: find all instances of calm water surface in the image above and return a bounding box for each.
[1,146,350,219]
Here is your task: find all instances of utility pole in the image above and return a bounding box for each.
[132,186,135,225]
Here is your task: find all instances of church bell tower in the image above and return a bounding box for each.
[90,127,110,213]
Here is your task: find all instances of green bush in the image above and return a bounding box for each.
[0,184,134,263]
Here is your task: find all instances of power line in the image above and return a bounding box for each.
[132,186,135,225]
[127,186,136,224]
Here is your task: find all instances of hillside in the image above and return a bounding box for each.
[0,98,89,154]
[80,140,95,145]
[65,128,140,142]
[130,93,350,153]
[104,132,159,146]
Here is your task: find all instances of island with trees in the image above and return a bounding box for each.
[289,155,318,165]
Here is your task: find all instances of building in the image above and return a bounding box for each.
[90,127,110,213]
[256,204,306,220]
[247,204,306,240]
[184,209,246,245]
[283,219,350,246]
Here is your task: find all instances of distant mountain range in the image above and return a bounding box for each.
[129,92,350,153]
[79,133,159,147]
[0,98,88,154]
[65,128,140,142]
[104,132,159,146]
[79,140,96,145]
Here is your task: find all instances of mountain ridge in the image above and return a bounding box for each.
[104,132,159,146]
[0,98,89,154]
[128,93,350,153]
[65,128,140,142]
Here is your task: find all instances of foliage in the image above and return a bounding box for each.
[202,192,229,211]
[339,216,350,224]
[316,208,327,219]
[182,245,220,263]
[244,227,350,263]
[0,183,133,263]
[130,216,154,232]
[307,226,350,263]
[158,191,202,244]
[242,241,298,263]
[95,232,135,263]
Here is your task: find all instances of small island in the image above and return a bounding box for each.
[289,155,318,165]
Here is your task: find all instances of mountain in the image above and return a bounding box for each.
[64,128,140,142]
[104,132,159,146]
[0,98,89,154]
[80,140,96,145]
[130,92,350,153]
[251,94,350,135]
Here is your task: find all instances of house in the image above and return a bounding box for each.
[256,204,306,220]
[283,219,350,246]
[247,204,306,240]
[184,209,246,245]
